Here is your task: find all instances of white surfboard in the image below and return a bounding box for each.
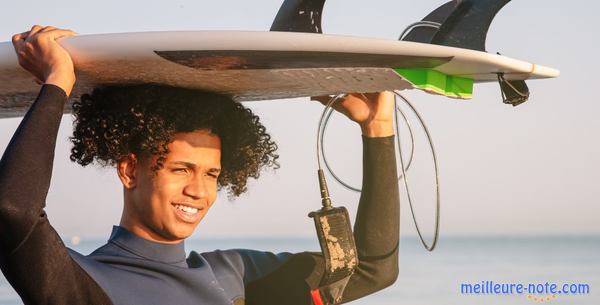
[0,31,559,118]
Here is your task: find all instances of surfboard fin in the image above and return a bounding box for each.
[401,0,511,52]
[399,1,456,44]
[270,0,325,33]
[402,0,530,105]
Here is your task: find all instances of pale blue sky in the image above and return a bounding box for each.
[0,0,598,240]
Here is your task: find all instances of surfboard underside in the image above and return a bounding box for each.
[0,67,417,118]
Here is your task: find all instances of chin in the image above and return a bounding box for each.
[166,224,197,240]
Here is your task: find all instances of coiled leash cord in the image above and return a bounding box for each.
[318,92,440,252]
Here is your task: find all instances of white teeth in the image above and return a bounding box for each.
[174,204,199,214]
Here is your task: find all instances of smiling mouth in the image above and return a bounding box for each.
[171,203,204,223]
[173,204,200,214]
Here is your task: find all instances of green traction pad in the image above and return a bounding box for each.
[394,68,473,99]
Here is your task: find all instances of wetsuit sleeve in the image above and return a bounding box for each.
[243,135,399,305]
[0,85,113,305]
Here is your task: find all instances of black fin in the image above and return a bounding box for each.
[402,0,511,52]
[401,1,457,43]
[270,0,326,33]
[432,0,511,52]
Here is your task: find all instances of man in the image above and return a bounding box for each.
[0,25,400,305]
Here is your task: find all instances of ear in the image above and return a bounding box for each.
[117,154,138,189]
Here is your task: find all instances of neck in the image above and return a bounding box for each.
[118,219,183,245]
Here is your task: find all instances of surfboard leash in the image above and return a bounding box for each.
[318,92,441,252]
[308,93,359,305]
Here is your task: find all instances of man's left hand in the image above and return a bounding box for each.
[312,91,395,137]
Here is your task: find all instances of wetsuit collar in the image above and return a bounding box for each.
[108,226,187,266]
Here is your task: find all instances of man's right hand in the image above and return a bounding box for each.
[12,25,76,96]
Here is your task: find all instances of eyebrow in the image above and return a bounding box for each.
[169,161,221,173]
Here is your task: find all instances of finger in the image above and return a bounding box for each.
[42,29,77,41]
[11,31,30,43]
[11,33,32,61]
[313,96,356,117]
[342,93,372,107]
[39,26,57,33]
[312,94,367,117]
[26,25,44,39]
[11,31,31,51]
[362,92,378,101]
[349,92,368,100]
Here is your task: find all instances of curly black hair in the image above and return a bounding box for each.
[69,83,279,197]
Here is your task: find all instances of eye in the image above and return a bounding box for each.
[172,168,188,174]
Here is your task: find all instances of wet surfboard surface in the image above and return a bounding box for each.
[0,31,559,118]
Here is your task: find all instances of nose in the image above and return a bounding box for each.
[183,175,209,200]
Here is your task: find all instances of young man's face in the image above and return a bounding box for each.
[119,129,222,243]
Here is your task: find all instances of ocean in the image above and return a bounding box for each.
[1,235,598,305]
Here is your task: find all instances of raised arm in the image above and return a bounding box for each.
[337,92,399,300]
[241,92,399,305]
[0,25,75,255]
[0,26,112,305]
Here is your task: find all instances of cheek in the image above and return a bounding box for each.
[150,175,184,205]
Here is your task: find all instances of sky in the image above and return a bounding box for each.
[0,0,598,240]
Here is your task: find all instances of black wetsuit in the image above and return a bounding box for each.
[0,85,399,305]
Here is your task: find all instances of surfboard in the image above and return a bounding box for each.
[0,31,559,118]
